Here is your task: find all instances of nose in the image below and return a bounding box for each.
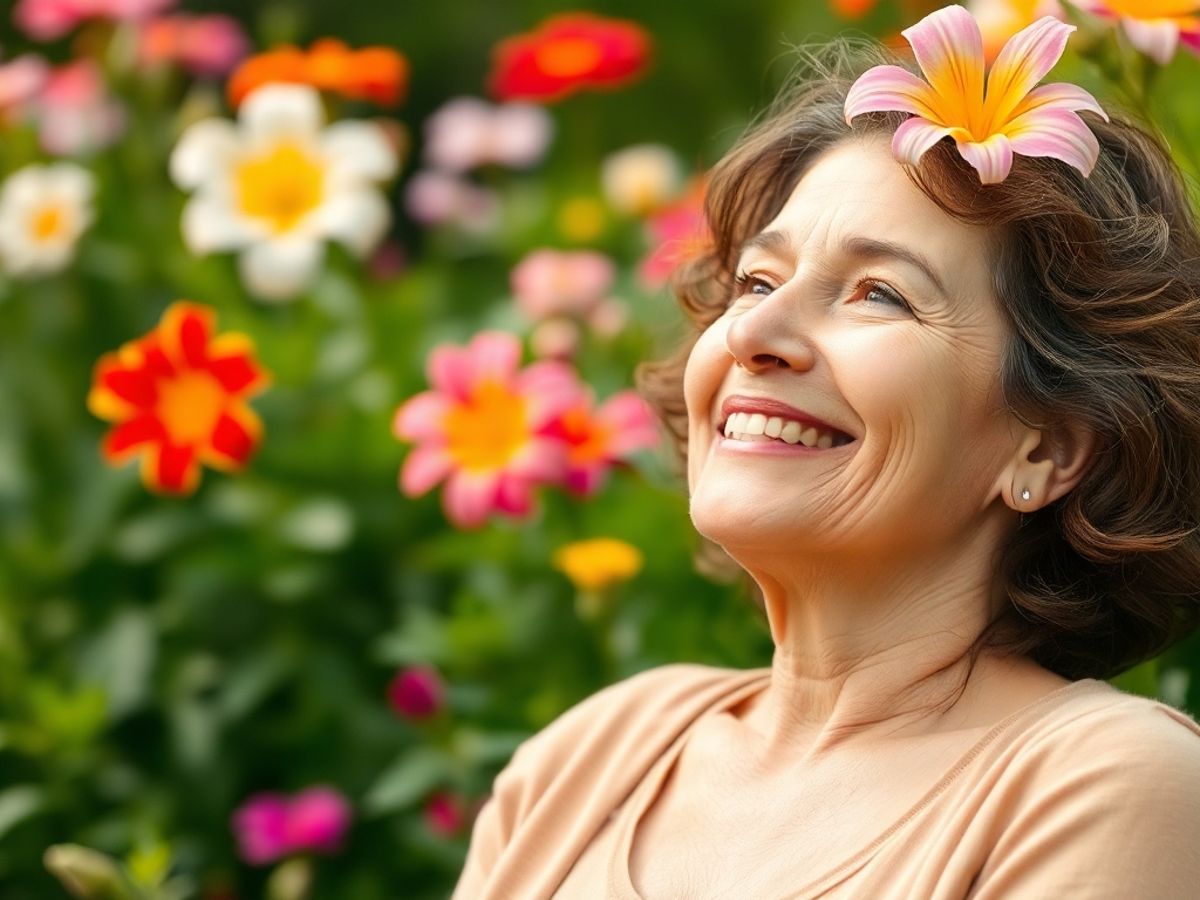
[724,285,818,374]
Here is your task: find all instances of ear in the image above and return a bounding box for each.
[999,417,1096,512]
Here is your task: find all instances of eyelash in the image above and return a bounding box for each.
[730,271,912,312]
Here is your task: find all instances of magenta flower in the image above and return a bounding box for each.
[844,5,1109,184]
[387,665,445,719]
[393,331,583,528]
[137,14,250,77]
[15,0,175,41]
[424,791,468,838]
[546,389,660,496]
[1075,1,1200,65]
[423,96,553,171]
[510,248,616,321]
[231,786,352,866]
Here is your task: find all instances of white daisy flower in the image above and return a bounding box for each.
[0,162,95,277]
[169,83,398,301]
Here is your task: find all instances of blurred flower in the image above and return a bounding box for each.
[546,389,660,496]
[0,162,94,277]
[639,187,710,288]
[530,317,581,359]
[87,302,270,495]
[844,6,1109,184]
[232,787,351,867]
[422,96,553,172]
[387,664,445,719]
[1074,0,1200,64]
[266,858,311,900]
[42,844,125,899]
[969,1,1064,61]
[32,60,126,156]
[424,791,468,838]
[831,0,880,18]
[170,83,397,300]
[15,0,175,40]
[554,537,644,591]
[586,297,629,338]
[556,195,607,242]
[601,143,683,217]
[488,13,652,103]
[392,330,582,529]
[0,54,49,118]
[403,170,501,234]
[510,248,615,321]
[138,14,250,77]
[228,39,409,108]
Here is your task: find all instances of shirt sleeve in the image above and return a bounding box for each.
[968,702,1200,899]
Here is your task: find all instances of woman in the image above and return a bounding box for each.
[453,7,1200,898]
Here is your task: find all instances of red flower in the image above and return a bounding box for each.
[387,665,445,719]
[424,791,468,838]
[547,389,660,496]
[488,13,651,103]
[87,302,269,495]
[227,39,409,108]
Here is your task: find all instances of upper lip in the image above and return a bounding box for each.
[718,394,856,439]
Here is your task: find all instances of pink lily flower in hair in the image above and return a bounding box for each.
[1074,1,1200,65]
[844,4,1109,184]
[392,330,583,528]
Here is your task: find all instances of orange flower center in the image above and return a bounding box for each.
[1102,0,1197,17]
[560,408,612,464]
[534,38,603,78]
[30,204,67,242]
[235,142,325,234]
[444,381,529,472]
[157,371,226,446]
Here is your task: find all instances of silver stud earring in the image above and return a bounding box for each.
[1020,488,1031,501]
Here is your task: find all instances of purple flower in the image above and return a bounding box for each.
[231,786,352,866]
[387,665,445,719]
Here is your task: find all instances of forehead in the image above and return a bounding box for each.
[758,137,994,291]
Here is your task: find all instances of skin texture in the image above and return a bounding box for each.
[623,134,1099,898]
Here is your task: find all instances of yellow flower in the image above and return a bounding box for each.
[554,538,643,591]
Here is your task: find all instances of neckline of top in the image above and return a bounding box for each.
[606,671,1110,900]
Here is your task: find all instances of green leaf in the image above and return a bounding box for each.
[362,746,449,818]
[0,785,43,842]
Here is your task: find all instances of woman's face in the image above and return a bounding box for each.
[685,136,1020,561]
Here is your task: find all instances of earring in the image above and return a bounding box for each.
[1020,488,1031,501]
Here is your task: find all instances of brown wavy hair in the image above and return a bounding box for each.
[636,42,1200,681]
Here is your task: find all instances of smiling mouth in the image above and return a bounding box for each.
[718,411,855,449]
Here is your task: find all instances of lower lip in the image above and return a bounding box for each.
[716,432,857,455]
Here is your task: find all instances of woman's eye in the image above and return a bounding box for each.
[857,279,911,311]
[732,271,773,298]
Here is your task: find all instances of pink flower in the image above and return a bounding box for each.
[15,0,176,41]
[423,96,553,172]
[32,60,125,156]
[231,786,352,866]
[404,170,501,234]
[968,0,1065,62]
[0,54,48,118]
[844,5,1109,184]
[638,193,710,288]
[138,14,250,77]
[424,791,468,838]
[1075,1,1200,65]
[545,389,660,496]
[510,248,615,321]
[286,787,352,855]
[392,330,583,529]
[387,665,445,719]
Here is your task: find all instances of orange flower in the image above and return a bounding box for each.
[488,13,651,103]
[228,39,408,107]
[88,302,270,495]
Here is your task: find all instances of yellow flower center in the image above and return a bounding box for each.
[234,142,325,234]
[157,370,226,446]
[444,380,529,473]
[554,538,643,591]
[30,203,68,242]
[535,38,603,78]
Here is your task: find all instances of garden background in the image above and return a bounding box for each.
[1,0,1199,897]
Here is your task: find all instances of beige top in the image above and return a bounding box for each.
[451,663,1200,899]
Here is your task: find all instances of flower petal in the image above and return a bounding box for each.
[598,390,661,456]
[102,414,166,464]
[322,121,398,184]
[238,237,323,301]
[1008,82,1109,122]
[984,16,1075,131]
[902,5,986,119]
[494,475,535,517]
[955,132,1014,184]
[517,360,584,426]
[181,195,261,253]
[426,345,473,401]
[203,407,261,469]
[844,65,941,123]
[240,83,324,146]
[143,442,201,495]
[442,470,500,528]
[160,302,215,370]
[170,119,240,190]
[467,331,522,385]
[206,333,269,394]
[400,446,454,496]
[507,436,566,483]
[891,115,955,167]
[393,391,451,441]
[316,188,390,257]
[1121,17,1181,66]
[1006,107,1101,177]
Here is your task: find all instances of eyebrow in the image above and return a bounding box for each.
[738,229,950,298]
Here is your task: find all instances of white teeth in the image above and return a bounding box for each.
[798,426,819,448]
[780,421,802,444]
[764,416,783,438]
[746,413,767,436]
[816,432,833,449]
[722,410,851,448]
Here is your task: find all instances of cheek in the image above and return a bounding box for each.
[682,323,731,488]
